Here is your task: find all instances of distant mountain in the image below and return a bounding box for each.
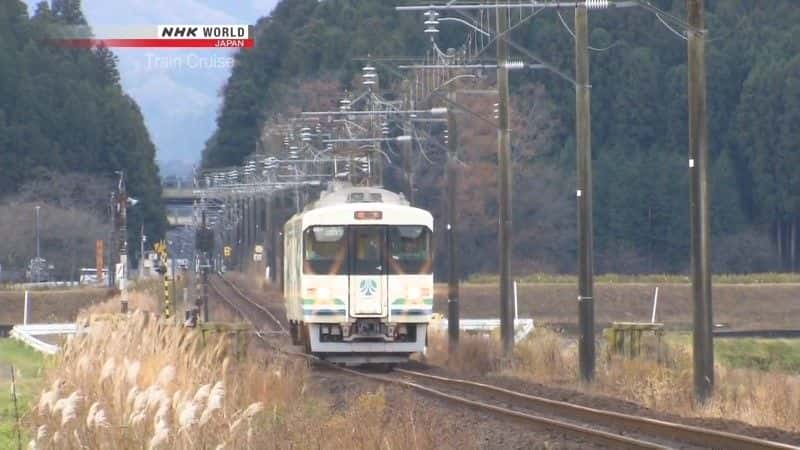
[158,159,196,179]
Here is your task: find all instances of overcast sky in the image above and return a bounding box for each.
[24,0,280,169]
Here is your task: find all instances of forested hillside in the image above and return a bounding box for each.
[0,0,166,273]
[204,0,800,275]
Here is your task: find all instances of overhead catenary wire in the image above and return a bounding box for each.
[655,13,688,41]
[555,8,624,51]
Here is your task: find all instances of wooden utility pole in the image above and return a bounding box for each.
[687,0,713,402]
[575,4,595,382]
[446,88,460,348]
[496,2,515,356]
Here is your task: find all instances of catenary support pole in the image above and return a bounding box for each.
[447,89,460,348]
[403,81,415,204]
[265,195,274,282]
[23,291,29,325]
[575,4,595,382]
[687,0,713,403]
[496,2,515,355]
[118,173,129,314]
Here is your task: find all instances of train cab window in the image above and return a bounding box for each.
[352,227,385,275]
[388,226,432,274]
[304,226,347,275]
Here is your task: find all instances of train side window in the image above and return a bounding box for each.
[304,226,347,275]
[388,226,432,275]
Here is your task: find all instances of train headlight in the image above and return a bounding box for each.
[407,287,421,300]
[316,287,331,300]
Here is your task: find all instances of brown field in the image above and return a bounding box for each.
[0,288,112,324]
[435,282,800,330]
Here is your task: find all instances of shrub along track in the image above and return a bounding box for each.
[211,273,799,450]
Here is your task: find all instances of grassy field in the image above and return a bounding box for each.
[435,282,800,330]
[0,288,111,324]
[716,339,800,373]
[0,339,45,449]
[466,272,800,284]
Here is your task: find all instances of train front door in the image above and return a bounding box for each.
[348,226,387,317]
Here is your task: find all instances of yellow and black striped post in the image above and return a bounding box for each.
[163,274,171,318]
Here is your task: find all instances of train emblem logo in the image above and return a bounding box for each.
[359,279,378,297]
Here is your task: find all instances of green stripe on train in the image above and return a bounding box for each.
[391,298,434,306]
[302,298,346,305]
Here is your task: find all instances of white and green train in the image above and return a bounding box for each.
[283,184,434,365]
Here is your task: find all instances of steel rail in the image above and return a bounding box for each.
[208,274,288,335]
[394,369,799,450]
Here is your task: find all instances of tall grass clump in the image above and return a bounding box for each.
[511,328,577,382]
[512,330,800,431]
[27,309,466,449]
[424,330,501,375]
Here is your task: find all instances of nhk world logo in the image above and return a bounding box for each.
[45,25,254,49]
[359,279,378,297]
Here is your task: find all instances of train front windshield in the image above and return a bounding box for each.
[303,225,432,275]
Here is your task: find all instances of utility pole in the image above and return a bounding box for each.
[139,224,146,277]
[117,172,129,314]
[402,81,415,204]
[446,88,460,348]
[575,4,595,382]
[496,2,515,355]
[34,205,40,283]
[687,0,713,403]
[35,205,40,258]
[108,191,115,289]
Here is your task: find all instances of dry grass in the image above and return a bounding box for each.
[80,291,160,317]
[429,328,800,432]
[26,302,466,449]
[424,330,501,375]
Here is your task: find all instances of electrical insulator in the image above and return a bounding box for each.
[424,10,440,34]
[585,0,609,9]
[504,60,524,70]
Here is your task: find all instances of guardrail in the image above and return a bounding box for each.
[3,281,82,290]
[10,323,80,354]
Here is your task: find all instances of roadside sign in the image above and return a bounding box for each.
[254,245,264,254]
[223,246,232,257]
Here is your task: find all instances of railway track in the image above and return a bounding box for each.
[211,273,799,450]
[207,273,288,336]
